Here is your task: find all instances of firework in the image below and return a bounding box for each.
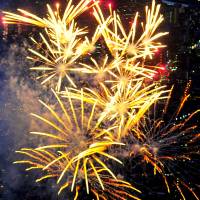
[3,1,102,91]
[3,0,95,28]
[4,0,199,199]
[28,23,103,91]
[71,55,121,84]
[93,0,168,60]
[14,89,126,198]
[93,0,168,84]
[61,81,169,140]
[123,89,200,199]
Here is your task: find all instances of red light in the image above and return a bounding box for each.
[158,63,167,71]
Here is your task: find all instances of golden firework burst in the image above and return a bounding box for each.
[61,81,169,140]
[93,0,168,60]
[14,89,125,198]
[3,0,102,91]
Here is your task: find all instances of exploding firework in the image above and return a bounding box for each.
[91,0,169,88]
[3,0,199,199]
[61,81,169,140]
[3,0,101,91]
[14,89,129,199]
[93,0,168,60]
[121,88,200,199]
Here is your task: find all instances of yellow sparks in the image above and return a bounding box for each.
[94,0,168,61]
[72,55,121,83]
[3,0,96,29]
[29,25,100,91]
[106,60,158,89]
[14,89,124,198]
[62,81,169,140]
[3,1,102,91]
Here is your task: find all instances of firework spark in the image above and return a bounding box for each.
[61,81,169,140]
[71,55,121,84]
[3,1,102,91]
[3,0,96,28]
[88,171,141,200]
[93,0,168,60]
[14,89,126,198]
[124,90,200,199]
